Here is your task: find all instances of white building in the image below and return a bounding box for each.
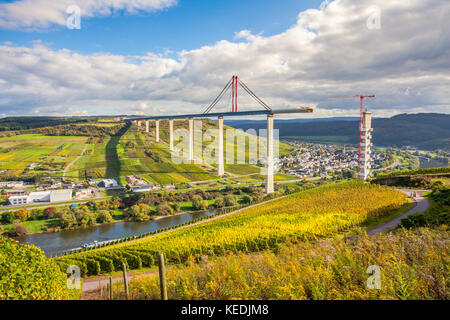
[8,189,73,205]
[98,179,119,189]
[0,181,24,189]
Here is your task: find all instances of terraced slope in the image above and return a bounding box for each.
[55,181,408,275]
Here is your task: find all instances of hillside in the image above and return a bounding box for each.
[228,113,450,150]
[111,228,448,300]
[0,117,294,184]
[55,181,408,276]
[0,116,90,131]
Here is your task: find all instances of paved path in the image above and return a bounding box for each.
[367,189,430,235]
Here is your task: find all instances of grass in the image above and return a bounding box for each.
[2,219,59,233]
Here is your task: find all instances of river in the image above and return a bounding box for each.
[17,210,217,257]
[419,157,448,169]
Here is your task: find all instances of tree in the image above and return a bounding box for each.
[242,195,252,204]
[1,212,15,224]
[14,209,29,222]
[60,212,77,229]
[156,204,172,216]
[191,195,204,210]
[125,204,150,222]
[215,196,225,208]
[29,209,42,221]
[170,202,181,213]
[97,210,113,223]
[44,207,57,219]
[224,195,237,207]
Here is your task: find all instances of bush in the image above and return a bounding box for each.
[14,209,29,222]
[215,196,225,208]
[156,204,173,216]
[242,195,252,204]
[97,210,113,223]
[191,195,205,210]
[11,220,28,236]
[1,211,15,224]
[0,237,77,300]
[224,195,237,207]
[44,207,57,219]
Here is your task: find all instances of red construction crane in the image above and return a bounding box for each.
[330,95,375,177]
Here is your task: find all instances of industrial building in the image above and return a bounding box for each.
[97,179,119,189]
[7,189,73,206]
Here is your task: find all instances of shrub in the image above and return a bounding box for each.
[97,210,113,223]
[44,207,57,218]
[215,196,225,208]
[1,211,15,224]
[14,209,29,222]
[191,195,205,210]
[156,204,172,216]
[0,237,77,300]
[242,195,252,204]
[11,220,28,237]
[224,195,237,207]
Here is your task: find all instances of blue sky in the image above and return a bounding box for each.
[0,0,321,56]
[0,0,448,118]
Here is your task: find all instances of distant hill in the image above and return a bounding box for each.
[226,113,450,150]
[0,117,89,131]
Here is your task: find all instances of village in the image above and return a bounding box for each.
[279,142,387,178]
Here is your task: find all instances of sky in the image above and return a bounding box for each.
[0,0,449,119]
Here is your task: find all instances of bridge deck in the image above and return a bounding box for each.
[125,108,313,121]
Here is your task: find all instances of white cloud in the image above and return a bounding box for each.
[0,0,177,30]
[0,0,449,118]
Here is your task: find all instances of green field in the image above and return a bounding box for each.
[0,134,88,178]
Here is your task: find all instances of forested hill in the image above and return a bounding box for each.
[226,113,450,150]
[0,117,88,131]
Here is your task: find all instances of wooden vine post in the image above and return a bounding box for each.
[158,253,168,300]
[122,262,129,300]
[109,276,113,300]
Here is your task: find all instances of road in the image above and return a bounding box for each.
[62,143,89,180]
[367,189,430,235]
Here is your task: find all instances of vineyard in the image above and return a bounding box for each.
[55,181,408,276]
[0,237,78,300]
[112,227,449,300]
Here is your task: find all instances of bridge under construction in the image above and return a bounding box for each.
[122,76,314,194]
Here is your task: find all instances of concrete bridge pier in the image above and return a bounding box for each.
[265,114,274,194]
[137,121,141,127]
[218,116,224,176]
[188,118,194,162]
[145,120,149,133]
[169,119,174,151]
[155,120,160,143]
